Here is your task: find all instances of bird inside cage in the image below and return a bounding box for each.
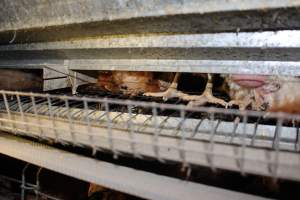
[225,74,300,113]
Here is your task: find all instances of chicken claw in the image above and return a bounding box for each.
[227,91,263,111]
[181,86,227,107]
[145,73,227,107]
[144,72,182,101]
[185,94,227,107]
[144,87,184,101]
[227,99,252,110]
[180,74,227,107]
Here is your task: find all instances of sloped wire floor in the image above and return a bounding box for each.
[0,90,299,181]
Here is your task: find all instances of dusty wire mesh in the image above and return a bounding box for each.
[0,164,61,200]
[0,90,300,180]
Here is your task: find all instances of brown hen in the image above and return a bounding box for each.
[97,71,174,96]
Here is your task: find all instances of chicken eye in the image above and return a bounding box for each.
[120,85,128,90]
[269,83,281,92]
[259,103,269,111]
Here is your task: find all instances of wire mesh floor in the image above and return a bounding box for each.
[0,90,300,181]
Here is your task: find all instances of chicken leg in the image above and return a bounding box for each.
[145,73,227,107]
[227,99,252,110]
[144,72,185,100]
[179,74,228,107]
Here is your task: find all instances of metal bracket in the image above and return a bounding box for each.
[43,61,96,94]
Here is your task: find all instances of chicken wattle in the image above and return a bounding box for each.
[230,75,268,88]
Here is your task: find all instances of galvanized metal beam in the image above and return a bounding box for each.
[0,1,300,44]
[0,31,300,75]
[1,31,299,62]
[0,133,271,200]
[2,31,300,50]
[1,59,300,76]
[1,0,299,32]
[67,59,300,76]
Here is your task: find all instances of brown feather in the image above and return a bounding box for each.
[97,71,174,95]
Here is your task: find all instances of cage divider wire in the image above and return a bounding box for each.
[0,90,300,180]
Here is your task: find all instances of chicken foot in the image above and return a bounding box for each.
[179,74,228,107]
[144,72,185,100]
[227,90,265,111]
[227,100,251,110]
[145,73,227,107]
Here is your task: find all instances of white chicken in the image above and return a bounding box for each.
[226,74,300,113]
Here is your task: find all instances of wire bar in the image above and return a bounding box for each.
[0,90,299,180]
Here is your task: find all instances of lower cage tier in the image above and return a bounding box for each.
[0,153,141,200]
[0,133,272,200]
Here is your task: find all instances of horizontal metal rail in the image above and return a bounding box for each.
[1,30,300,75]
[1,0,299,32]
[1,59,300,76]
[2,31,299,50]
[0,133,272,200]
